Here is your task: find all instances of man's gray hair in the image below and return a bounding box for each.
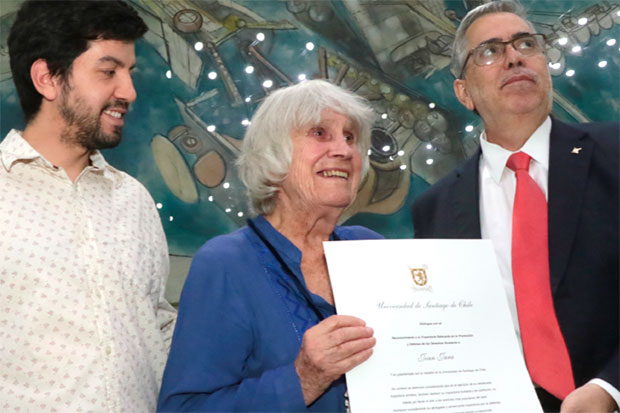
[450,0,535,78]
[237,79,375,216]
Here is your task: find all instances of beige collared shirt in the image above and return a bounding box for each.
[0,129,176,412]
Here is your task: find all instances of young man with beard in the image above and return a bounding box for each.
[0,1,176,411]
[411,1,618,412]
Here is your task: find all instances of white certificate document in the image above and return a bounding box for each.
[324,239,542,413]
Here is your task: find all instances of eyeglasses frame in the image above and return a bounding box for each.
[458,33,548,79]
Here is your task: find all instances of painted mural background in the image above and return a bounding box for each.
[1,0,619,302]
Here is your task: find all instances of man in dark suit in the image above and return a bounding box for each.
[411,1,618,412]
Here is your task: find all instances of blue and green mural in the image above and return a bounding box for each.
[1,0,618,300]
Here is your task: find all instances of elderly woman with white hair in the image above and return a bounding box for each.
[158,80,382,412]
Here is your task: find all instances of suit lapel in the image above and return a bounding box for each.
[547,118,592,293]
[450,151,482,238]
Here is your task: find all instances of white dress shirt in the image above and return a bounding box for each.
[478,117,620,405]
[0,130,177,412]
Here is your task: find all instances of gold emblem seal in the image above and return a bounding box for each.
[410,268,427,286]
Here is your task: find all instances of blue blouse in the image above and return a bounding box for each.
[157,216,382,412]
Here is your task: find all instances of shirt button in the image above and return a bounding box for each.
[105,345,112,355]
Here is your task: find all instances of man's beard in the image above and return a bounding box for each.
[59,86,128,151]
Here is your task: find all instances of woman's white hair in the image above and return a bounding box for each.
[236,79,375,216]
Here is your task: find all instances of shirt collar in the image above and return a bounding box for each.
[88,149,118,181]
[249,215,343,313]
[249,215,346,266]
[249,215,303,266]
[1,129,118,181]
[479,116,551,183]
[0,129,50,170]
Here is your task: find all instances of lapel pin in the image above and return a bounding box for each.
[571,147,582,154]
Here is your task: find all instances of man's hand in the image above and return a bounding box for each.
[561,383,618,412]
[294,315,375,405]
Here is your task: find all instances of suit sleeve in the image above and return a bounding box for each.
[597,347,619,389]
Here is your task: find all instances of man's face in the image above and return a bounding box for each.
[58,39,137,150]
[453,12,553,122]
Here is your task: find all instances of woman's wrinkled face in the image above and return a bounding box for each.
[279,109,362,213]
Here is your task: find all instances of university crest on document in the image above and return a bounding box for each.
[409,266,433,292]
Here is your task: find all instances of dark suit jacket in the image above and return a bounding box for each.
[411,118,619,394]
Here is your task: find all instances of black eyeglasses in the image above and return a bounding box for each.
[458,33,547,79]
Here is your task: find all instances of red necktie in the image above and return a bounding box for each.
[507,152,575,400]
